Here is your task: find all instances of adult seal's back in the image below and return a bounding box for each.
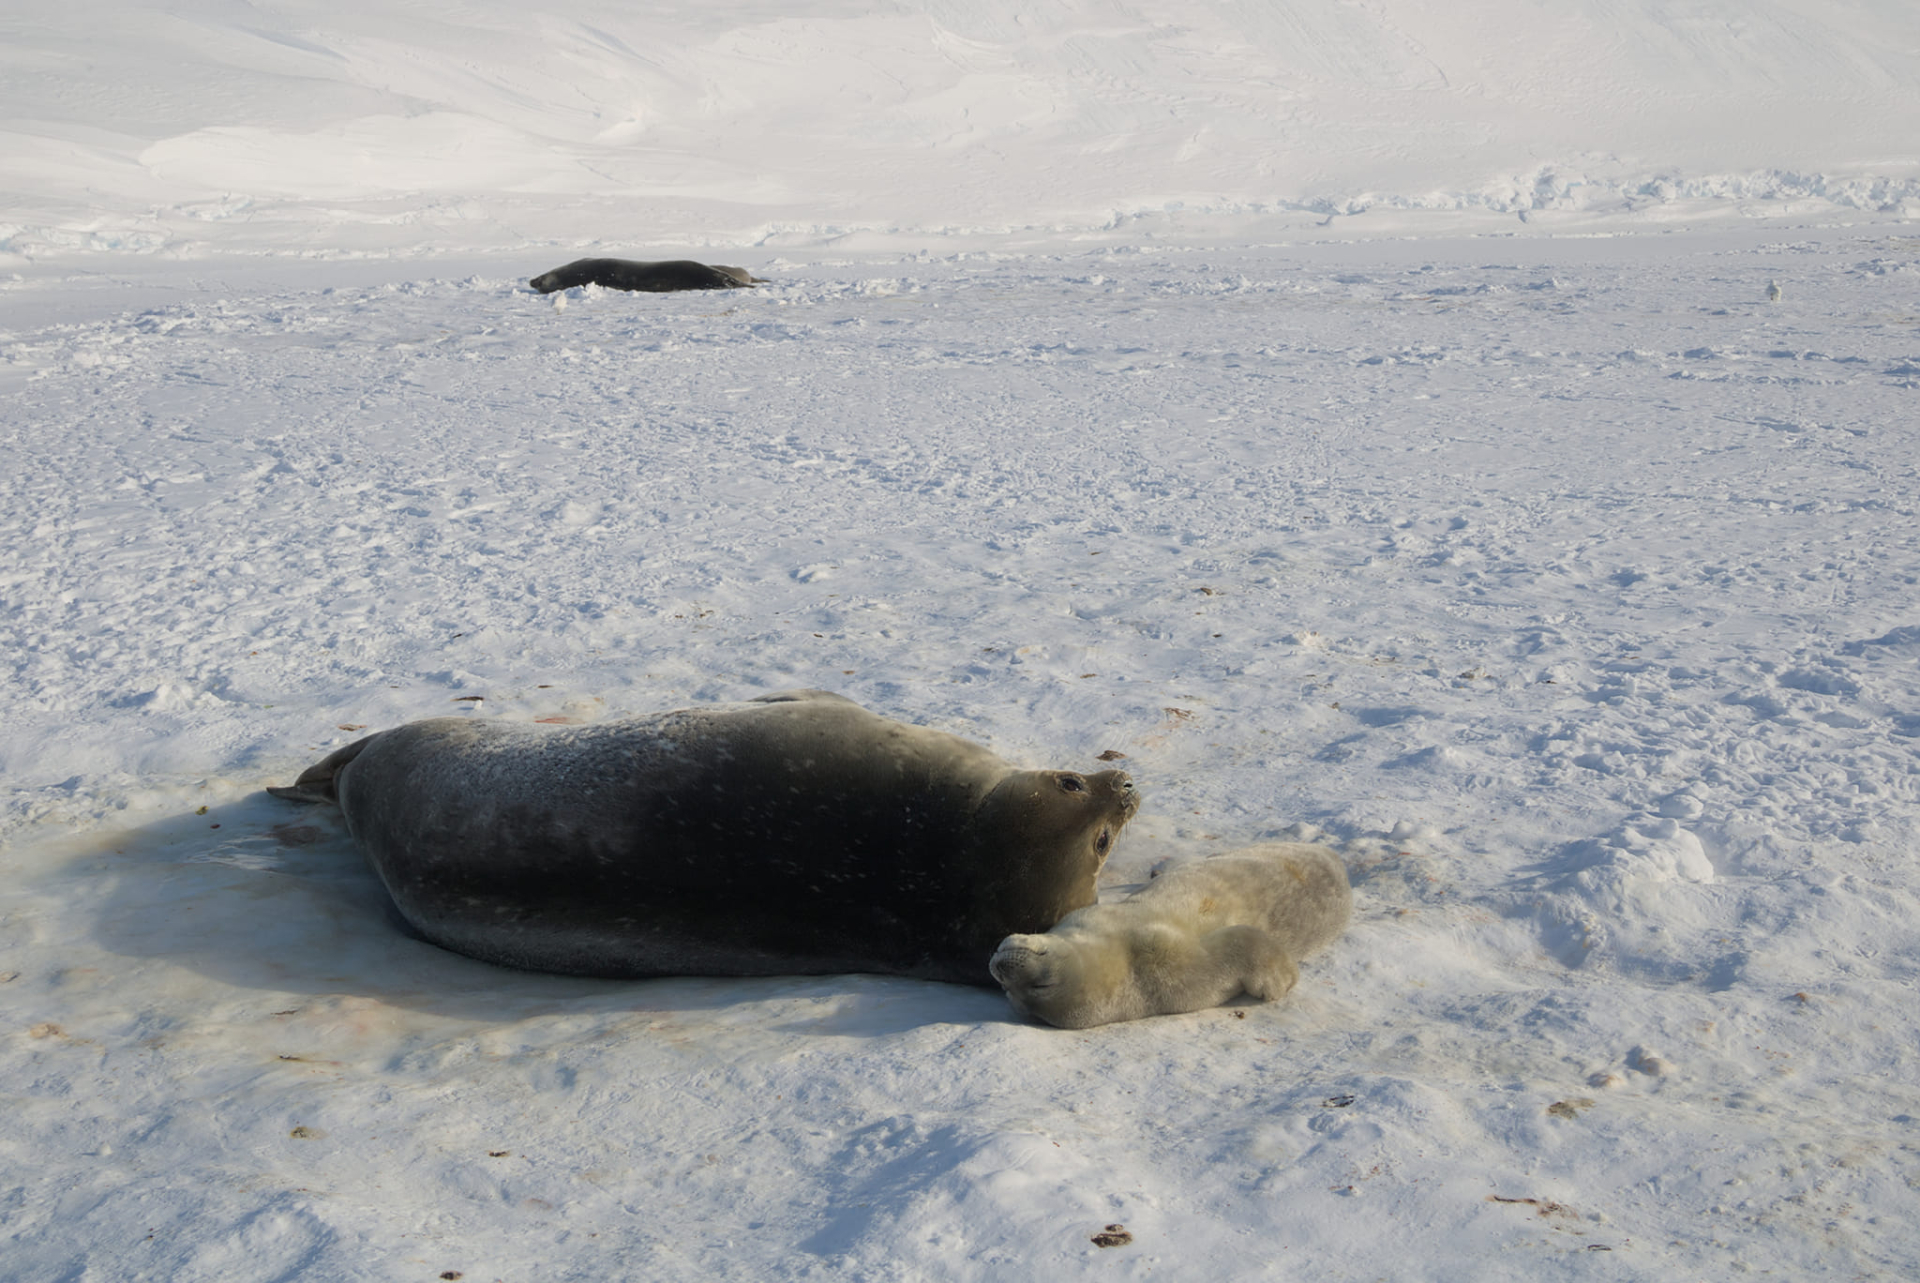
[528,258,766,294]
[270,690,1138,985]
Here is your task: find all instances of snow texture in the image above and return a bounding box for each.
[4,3,1920,1280]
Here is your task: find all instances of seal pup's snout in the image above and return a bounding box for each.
[989,935,1053,988]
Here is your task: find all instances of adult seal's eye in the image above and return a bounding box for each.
[1058,775,1086,793]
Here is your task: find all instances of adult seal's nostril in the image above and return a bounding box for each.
[1091,771,1139,813]
[269,689,1140,986]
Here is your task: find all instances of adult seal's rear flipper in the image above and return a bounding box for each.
[266,735,375,804]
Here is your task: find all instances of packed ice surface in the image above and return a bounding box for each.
[10,228,1920,1283]
[5,2,1920,1281]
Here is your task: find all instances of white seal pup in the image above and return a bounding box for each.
[989,842,1351,1028]
[528,259,766,294]
[270,690,1138,985]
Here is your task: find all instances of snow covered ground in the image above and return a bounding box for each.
[5,3,1920,1280]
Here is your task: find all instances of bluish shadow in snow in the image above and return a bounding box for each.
[1348,705,1428,728]
[791,1121,1120,1271]
[1840,625,1920,656]
[795,1120,973,1257]
[74,793,1003,1030]
[1311,732,1377,767]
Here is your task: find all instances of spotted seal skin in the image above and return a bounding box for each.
[528,258,766,294]
[989,842,1351,1027]
[270,690,1138,985]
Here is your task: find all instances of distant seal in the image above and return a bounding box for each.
[989,842,1351,1028]
[270,690,1138,985]
[528,258,766,294]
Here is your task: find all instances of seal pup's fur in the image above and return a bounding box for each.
[990,842,1350,1028]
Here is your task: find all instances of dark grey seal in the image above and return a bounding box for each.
[270,690,1138,985]
[528,258,766,294]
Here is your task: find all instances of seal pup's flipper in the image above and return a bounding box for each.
[1202,924,1301,1003]
[267,735,375,804]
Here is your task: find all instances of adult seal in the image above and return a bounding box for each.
[528,258,766,294]
[270,690,1138,985]
[989,842,1351,1028]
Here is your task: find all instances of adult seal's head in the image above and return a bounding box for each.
[528,258,767,294]
[271,690,1138,985]
[990,842,1351,1028]
[955,764,1138,941]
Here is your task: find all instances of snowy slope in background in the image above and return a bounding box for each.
[5,0,1920,262]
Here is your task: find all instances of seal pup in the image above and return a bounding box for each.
[270,690,1137,985]
[528,258,766,294]
[989,842,1350,1028]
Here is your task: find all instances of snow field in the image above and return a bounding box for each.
[4,230,1920,1277]
[8,0,1920,1277]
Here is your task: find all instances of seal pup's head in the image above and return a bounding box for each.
[989,929,1133,1030]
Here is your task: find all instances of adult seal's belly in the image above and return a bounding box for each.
[269,690,1138,985]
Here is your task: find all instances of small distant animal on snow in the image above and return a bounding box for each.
[990,842,1352,1028]
[528,258,767,294]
